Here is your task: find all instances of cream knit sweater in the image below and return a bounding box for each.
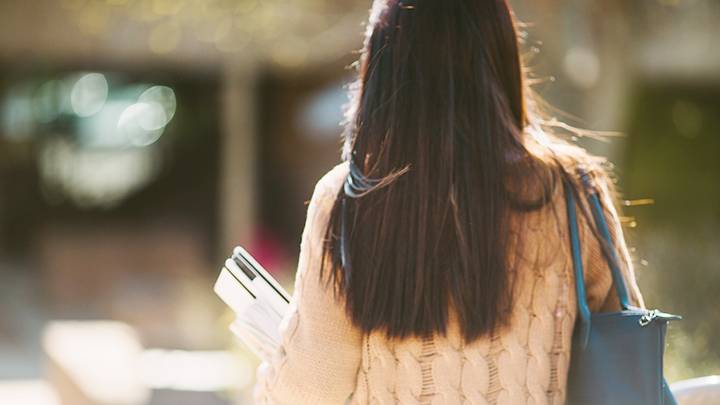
[253,158,644,405]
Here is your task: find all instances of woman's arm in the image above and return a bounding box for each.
[254,164,362,404]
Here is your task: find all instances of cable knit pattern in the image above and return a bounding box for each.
[254,157,644,405]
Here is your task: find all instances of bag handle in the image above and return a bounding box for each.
[578,170,632,310]
[564,179,592,347]
[565,170,632,348]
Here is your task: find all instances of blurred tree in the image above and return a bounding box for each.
[623,83,720,380]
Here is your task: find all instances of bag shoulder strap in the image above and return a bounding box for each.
[565,170,632,347]
[578,170,631,310]
[564,179,592,347]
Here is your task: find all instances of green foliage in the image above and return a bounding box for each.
[622,84,720,380]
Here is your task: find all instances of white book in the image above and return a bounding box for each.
[214,246,292,360]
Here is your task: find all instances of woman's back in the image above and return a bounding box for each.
[253,0,645,403]
[254,158,644,405]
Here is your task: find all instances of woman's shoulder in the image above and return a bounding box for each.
[304,162,349,217]
[313,161,350,200]
[546,141,606,172]
[542,141,616,192]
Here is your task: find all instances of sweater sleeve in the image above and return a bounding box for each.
[580,167,646,313]
[253,164,362,405]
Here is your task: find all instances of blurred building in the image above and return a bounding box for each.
[0,0,717,404]
[0,1,366,404]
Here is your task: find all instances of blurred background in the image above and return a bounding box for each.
[0,0,717,404]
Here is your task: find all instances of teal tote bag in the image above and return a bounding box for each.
[563,171,681,405]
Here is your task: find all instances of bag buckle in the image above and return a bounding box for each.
[639,309,682,326]
[639,309,657,326]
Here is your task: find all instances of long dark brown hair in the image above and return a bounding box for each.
[321,0,560,342]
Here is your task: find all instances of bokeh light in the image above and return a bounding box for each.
[32,80,68,124]
[70,73,109,117]
[139,85,177,125]
[118,102,166,146]
[562,46,600,89]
